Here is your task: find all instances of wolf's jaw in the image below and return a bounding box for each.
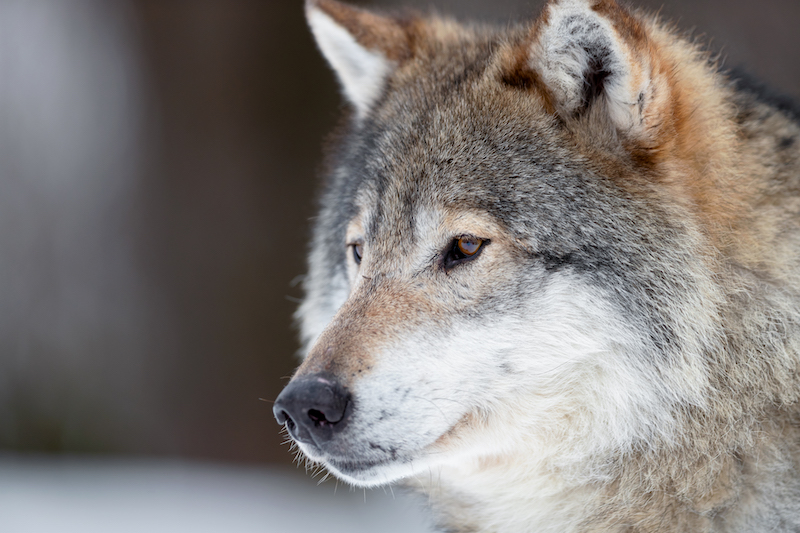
[326,460,406,487]
[296,434,461,488]
[322,454,429,488]
[293,440,409,487]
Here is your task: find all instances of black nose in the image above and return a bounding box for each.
[273,374,351,446]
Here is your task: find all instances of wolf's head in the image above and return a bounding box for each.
[275,0,733,487]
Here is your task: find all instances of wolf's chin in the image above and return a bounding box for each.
[294,440,411,487]
[323,457,420,487]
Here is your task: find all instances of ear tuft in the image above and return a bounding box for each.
[306,0,411,120]
[524,0,669,138]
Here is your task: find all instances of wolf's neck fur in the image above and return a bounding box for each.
[421,458,600,533]
[413,416,800,533]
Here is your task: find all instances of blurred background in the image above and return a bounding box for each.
[0,0,798,531]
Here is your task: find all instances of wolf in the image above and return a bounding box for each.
[273,0,800,530]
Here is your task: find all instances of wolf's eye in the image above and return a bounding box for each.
[350,243,363,265]
[444,236,486,270]
[457,236,482,257]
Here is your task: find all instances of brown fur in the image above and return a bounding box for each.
[308,0,417,62]
[295,281,435,381]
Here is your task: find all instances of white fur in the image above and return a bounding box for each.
[299,273,674,502]
[307,7,394,120]
[298,206,713,503]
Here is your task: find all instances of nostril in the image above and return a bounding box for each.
[308,408,327,425]
[308,407,343,427]
[275,408,296,431]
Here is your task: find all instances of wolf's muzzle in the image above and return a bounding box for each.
[273,374,351,446]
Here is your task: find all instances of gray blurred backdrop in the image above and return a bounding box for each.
[1,0,798,467]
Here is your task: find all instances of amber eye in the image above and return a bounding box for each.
[457,236,483,257]
[351,243,363,265]
[444,235,487,270]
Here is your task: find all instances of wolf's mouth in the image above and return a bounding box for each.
[294,437,419,483]
[287,433,397,475]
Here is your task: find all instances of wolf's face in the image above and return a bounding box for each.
[275,0,724,487]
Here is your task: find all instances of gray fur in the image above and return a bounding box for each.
[287,1,800,531]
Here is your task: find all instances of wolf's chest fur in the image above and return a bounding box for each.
[274,0,800,531]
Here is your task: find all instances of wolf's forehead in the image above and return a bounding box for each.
[353,173,440,245]
[341,33,584,244]
[351,113,562,240]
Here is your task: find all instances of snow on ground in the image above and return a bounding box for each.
[0,455,436,533]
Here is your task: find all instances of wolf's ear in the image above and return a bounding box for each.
[513,0,670,138]
[306,0,412,119]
